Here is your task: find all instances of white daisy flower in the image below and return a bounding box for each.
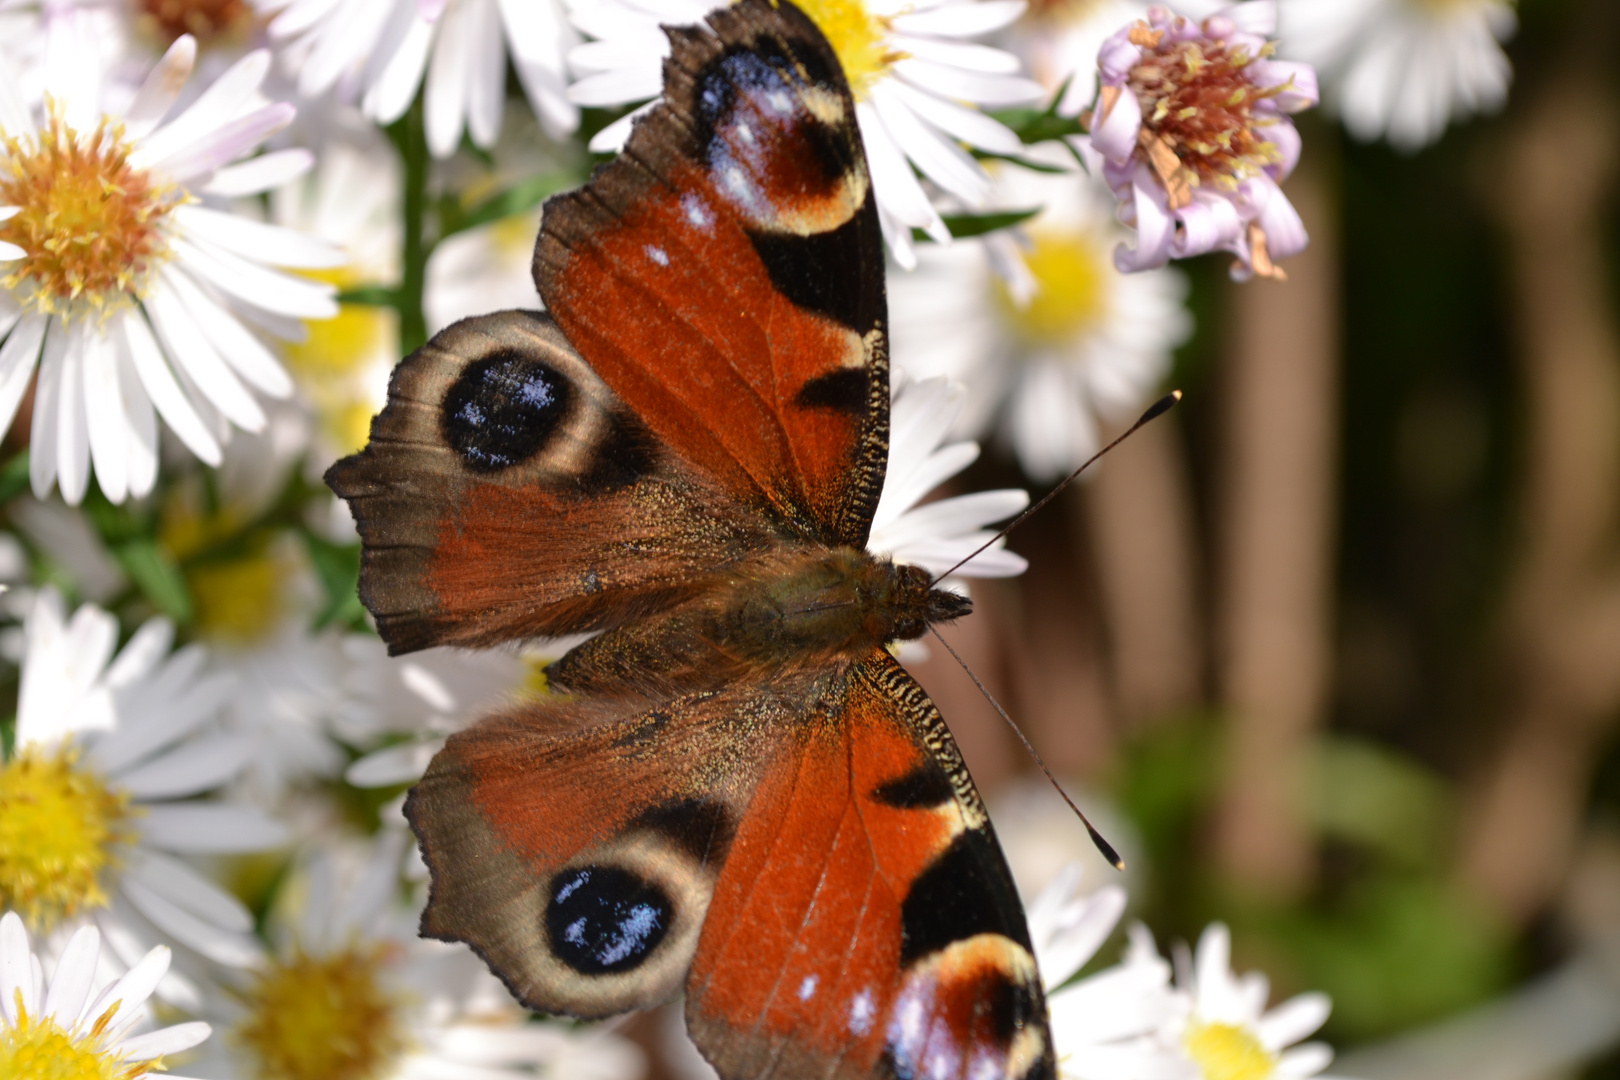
[1169,923,1344,1080]
[0,913,213,1080]
[1087,1,1318,279]
[1278,0,1514,151]
[1029,865,1189,1080]
[272,109,402,467]
[186,831,648,1080]
[565,0,1045,267]
[889,161,1190,480]
[0,36,343,505]
[257,0,580,156]
[425,205,545,333]
[869,372,1030,578]
[0,588,287,970]
[338,637,532,788]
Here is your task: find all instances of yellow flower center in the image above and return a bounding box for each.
[0,107,176,321]
[0,746,134,932]
[233,948,408,1080]
[0,999,154,1080]
[283,268,393,457]
[993,227,1108,347]
[187,553,287,646]
[791,0,902,99]
[1184,1021,1277,1080]
[136,0,256,45]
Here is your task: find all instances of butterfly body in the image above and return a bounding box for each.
[547,547,972,694]
[328,2,1055,1077]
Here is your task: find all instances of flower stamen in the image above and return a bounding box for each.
[0,745,134,931]
[0,105,177,322]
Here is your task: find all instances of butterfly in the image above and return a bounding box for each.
[326,1,1055,1077]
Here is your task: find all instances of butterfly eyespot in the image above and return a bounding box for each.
[546,865,674,975]
[443,350,573,472]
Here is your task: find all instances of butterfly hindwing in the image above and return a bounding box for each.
[408,645,1052,1080]
[686,650,1053,1080]
[534,0,890,548]
[405,678,792,1017]
[326,311,776,654]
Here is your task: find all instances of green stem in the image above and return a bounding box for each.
[390,91,430,353]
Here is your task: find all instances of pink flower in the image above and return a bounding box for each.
[1087,2,1317,280]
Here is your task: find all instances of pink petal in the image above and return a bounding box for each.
[1089,84,1141,164]
[1097,31,1141,85]
[1250,59,1318,111]
[1173,192,1244,258]
[1114,171,1175,272]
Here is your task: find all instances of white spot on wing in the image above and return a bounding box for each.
[798,975,818,1001]
[848,988,875,1036]
[682,194,713,231]
[644,244,669,266]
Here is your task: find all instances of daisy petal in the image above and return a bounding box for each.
[203,149,315,196]
[114,731,255,799]
[1259,992,1331,1050]
[121,875,263,967]
[144,279,266,433]
[891,0,1025,37]
[138,803,290,853]
[146,104,298,184]
[132,50,272,170]
[0,913,34,1025]
[0,312,47,438]
[82,327,129,503]
[119,309,222,466]
[123,36,198,140]
[115,1022,213,1062]
[158,267,295,398]
[172,237,340,321]
[29,318,65,500]
[42,924,99,1025]
[83,944,170,1033]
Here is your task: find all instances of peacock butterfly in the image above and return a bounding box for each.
[325,1,1055,1077]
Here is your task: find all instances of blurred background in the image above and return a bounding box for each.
[907,1,1620,1076]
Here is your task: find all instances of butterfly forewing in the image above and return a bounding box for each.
[534,0,890,548]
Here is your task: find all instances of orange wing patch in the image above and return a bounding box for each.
[685,651,1053,1080]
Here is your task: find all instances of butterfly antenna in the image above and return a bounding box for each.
[926,625,1125,871]
[937,390,1183,581]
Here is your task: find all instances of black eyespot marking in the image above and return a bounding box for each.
[633,798,736,863]
[546,866,672,975]
[871,764,954,809]
[900,830,1029,964]
[443,350,571,472]
[753,212,878,333]
[792,366,870,417]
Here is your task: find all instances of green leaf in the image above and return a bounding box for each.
[336,285,401,307]
[0,452,29,504]
[302,531,366,631]
[991,76,1089,146]
[438,172,580,240]
[912,207,1042,243]
[114,539,193,623]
